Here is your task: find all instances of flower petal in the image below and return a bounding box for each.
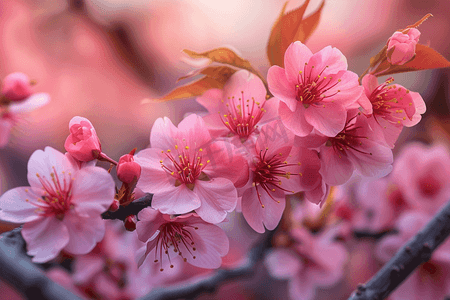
[279,101,313,137]
[284,42,313,84]
[306,46,347,78]
[9,93,50,114]
[265,248,303,279]
[149,117,177,150]
[63,212,105,255]
[136,207,165,242]
[319,145,354,186]
[151,184,201,215]
[304,102,346,137]
[267,66,297,111]
[0,187,43,223]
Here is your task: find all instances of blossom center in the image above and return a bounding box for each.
[295,63,341,107]
[160,144,210,186]
[219,91,267,138]
[252,147,300,207]
[30,167,74,219]
[153,222,198,271]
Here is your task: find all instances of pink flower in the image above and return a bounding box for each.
[0,93,50,148]
[386,28,421,65]
[136,207,229,270]
[267,41,363,137]
[298,110,393,186]
[377,212,450,300]
[239,120,323,233]
[265,227,348,300]
[390,142,450,215]
[196,69,279,140]
[117,149,141,184]
[64,116,102,162]
[361,75,426,148]
[135,114,248,224]
[0,147,115,262]
[1,72,33,102]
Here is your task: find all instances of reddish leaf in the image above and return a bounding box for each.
[267,0,324,67]
[182,48,255,73]
[177,65,237,83]
[374,44,450,77]
[142,77,224,103]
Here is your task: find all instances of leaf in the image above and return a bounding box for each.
[142,77,224,103]
[177,65,238,83]
[373,44,450,77]
[267,0,325,67]
[182,48,255,73]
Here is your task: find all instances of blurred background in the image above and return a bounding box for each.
[0,0,449,299]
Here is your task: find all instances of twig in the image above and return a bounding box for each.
[0,227,83,300]
[101,193,153,220]
[348,200,450,300]
[138,228,276,300]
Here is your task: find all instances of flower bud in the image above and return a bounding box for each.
[2,72,33,102]
[109,199,120,212]
[117,149,141,184]
[386,28,421,65]
[64,116,101,162]
[124,215,137,231]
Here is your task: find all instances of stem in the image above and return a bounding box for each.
[98,152,118,165]
[101,193,153,220]
[347,200,450,300]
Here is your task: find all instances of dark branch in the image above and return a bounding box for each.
[348,200,450,300]
[138,228,275,300]
[0,228,83,300]
[101,193,153,220]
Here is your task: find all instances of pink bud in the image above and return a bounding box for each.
[117,149,141,184]
[109,199,120,212]
[386,28,421,65]
[124,215,137,231]
[64,116,101,162]
[2,72,33,102]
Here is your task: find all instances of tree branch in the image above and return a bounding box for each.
[0,227,83,300]
[101,193,153,221]
[348,200,450,300]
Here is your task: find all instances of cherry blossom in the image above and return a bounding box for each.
[361,74,426,148]
[135,114,248,224]
[0,147,115,262]
[267,41,363,137]
[386,28,421,65]
[265,227,348,300]
[377,212,450,300]
[136,207,229,270]
[298,109,393,186]
[64,116,102,162]
[238,120,323,233]
[117,149,141,184]
[1,72,33,102]
[196,69,279,140]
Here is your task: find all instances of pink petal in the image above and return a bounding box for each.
[304,102,346,137]
[149,117,177,150]
[223,70,266,104]
[279,101,313,137]
[27,146,78,189]
[348,139,393,178]
[319,145,354,186]
[201,113,229,137]
[136,207,165,242]
[304,180,328,205]
[284,41,313,84]
[196,88,224,113]
[63,212,105,255]
[267,66,297,111]
[306,46,347,78]
[73,255,104,283]
[259,97,280,124]
[135,148,177,194]
[289,274,316,300]
[282,146,321,192]
[8,93,50,114]
[193,178,238,224]
[369,115,402,148]
[265,248,302,279]
[255,120,294,158]
[0,187,42,223]
[179,222,229,269]
[176,114,212,148]
[241,186,285,233]
[71,167,115,217]
[0,117,13,148]
[151,184,201,215]
[22,216,70,263]
[402,91,426,127]
[362,74,379,97]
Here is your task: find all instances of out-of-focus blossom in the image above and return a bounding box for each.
[298,110,393,186]
[238,120,323,233]
[390,142,450,215]
[386,28,421,65]
[1,72,33,102]
[117,149,141,184]
[64,116,102,162]
[267,41,363,137]
[265,227,348,300]
[135,114,248,224]
[0,147,115,262]
[377,212,450,300]
[136,207,229,270]
[361,74,426,148]
[196,69,279,140]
